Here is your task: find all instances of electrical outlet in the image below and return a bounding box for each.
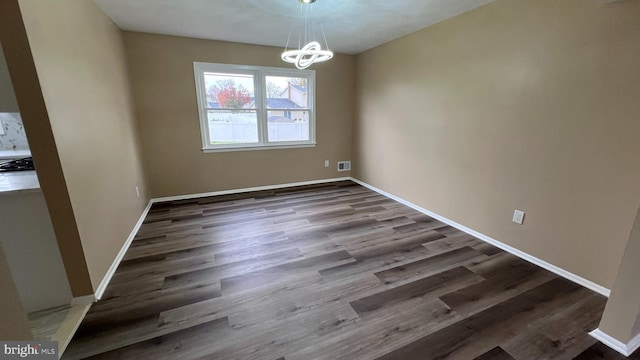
[324,160,329,168]
[512,210,525,225]
[135,186,140,198]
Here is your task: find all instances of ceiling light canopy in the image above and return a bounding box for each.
[281,0,333,70]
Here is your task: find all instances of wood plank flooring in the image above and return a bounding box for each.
[62,181,635,359]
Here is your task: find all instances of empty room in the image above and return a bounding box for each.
[0,0,639,359]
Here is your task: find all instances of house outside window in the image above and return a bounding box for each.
[193,62,316,152]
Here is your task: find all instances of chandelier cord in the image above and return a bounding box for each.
[281,0,333,70]
[320,23,330,50]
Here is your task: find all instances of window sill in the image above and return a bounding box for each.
[202,143,316,153]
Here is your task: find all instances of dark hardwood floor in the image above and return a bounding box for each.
[62,181,634,359]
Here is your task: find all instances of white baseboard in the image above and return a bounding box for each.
[590,328,640,357]
[350,178,611,298]
[93,177,610,304]
[71,294,95,305]
[628,332,640,356]
[94,200,154,300]
[152,177,352,203]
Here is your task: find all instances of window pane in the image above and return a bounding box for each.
[267,110,310,142]
[265,76,308,109]
[204,73,255,109]
[208,110,258,144]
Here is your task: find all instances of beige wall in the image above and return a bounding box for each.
[0,242,32,340]
[0,191,72,313]
[0,0,93,296]
[123,32,355,197]
[599,206,640,342]
[354,0,640,288]
[16,0,149,290]
[0,44,19,113]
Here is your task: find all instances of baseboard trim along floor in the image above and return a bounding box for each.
[63,180,614,359]
[153,177,353,203]
[96,177,611,304]
[94,200,154,300]
[590,328,640,357]
[349,178,611,298]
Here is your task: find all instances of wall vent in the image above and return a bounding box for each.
[337,161,351,172]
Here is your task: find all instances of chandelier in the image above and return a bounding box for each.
[281,0,333,70]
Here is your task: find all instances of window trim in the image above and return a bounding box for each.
[193,62,316,152]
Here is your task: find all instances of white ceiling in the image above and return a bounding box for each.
[94,0,494,55]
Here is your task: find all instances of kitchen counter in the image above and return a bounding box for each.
[0,149,31,160]
[0,170,40,194]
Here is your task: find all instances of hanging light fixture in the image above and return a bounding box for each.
[281,0,333,70]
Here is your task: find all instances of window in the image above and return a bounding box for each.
[193,62,316,152]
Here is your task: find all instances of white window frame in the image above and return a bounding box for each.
[193,62,316,152]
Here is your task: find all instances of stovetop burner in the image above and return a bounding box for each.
[0,157,35,172]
